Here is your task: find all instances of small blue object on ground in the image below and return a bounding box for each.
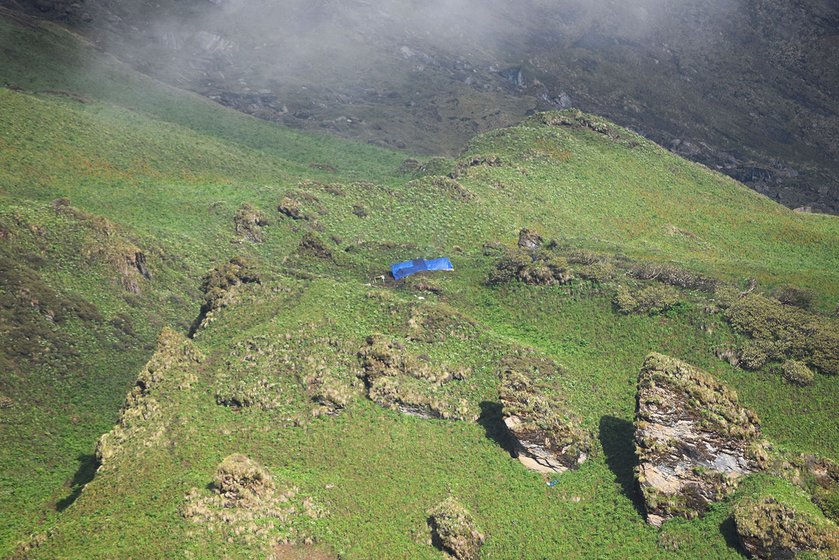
[546,479,559,487]
[390,257,453,281]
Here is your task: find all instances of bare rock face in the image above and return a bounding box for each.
[634,353,768,526]
[500,368,591,473]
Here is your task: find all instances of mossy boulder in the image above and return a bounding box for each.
[193,256,260,334]
[427,497,485,560]
[634,353,767,526]
[499,368,591,473]
[213,454,275,506]
[733,497,839,559]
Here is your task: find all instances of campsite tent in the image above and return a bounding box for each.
[390,257,453,281]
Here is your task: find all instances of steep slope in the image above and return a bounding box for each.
[3,0,838,212]
[1,10,838,560]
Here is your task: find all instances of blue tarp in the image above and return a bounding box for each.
[390,257,453,281]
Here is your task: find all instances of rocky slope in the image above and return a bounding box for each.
[2,0,838,212]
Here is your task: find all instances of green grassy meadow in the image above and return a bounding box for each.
[0,10,837,559]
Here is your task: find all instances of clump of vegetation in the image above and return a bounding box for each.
[488,248,572,286]
[781,360,815,386]
[96,329,203,467]
[427,497,485,560]
[499,368,591,472]
[407,176,475,202]
[451,154,503,178]
[183,455,323,551]
[724,294,839,375]
[407,303,478,344]
[733,496,839,560]
[357,335,472,420]
[296,232,333,260]
[351,204,368,218]
[213,453,275,505]
[613,284,680,315]
[629,262,716,292]
[278,195,304,219]
[774,285,816,310]
[193,256,260,334]
[233,203,270,242]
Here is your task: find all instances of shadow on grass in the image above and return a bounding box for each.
[719,515,743,553]
[478,401,516,457]
[55,454,98,512]
[599,415,645,517]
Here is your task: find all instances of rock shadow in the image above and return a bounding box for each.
[719,515,743,553]
[55,453,97,512]
[478,401,516,457]
[599,415,645,517]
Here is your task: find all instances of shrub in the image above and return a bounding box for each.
[737,339,783,371]
[781,360,815,386]
[725,294,839,375]
[427,497,485,560]
[614,284,679,315]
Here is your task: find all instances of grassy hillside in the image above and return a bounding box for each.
[0,10,837,560]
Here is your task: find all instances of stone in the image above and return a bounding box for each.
[428,497,485,560]
[634,353,768,526]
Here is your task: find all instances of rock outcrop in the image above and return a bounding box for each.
[634,353,768,526]
[733,497,839,560]
[499,368,591,473]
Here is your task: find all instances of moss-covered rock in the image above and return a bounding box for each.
[488,247,572,286]
[733,497,839,559]
[499,368,591,473]
[192,256,260,335]
[427,497,485,560]
[634,353,767,526]
[213,454,275,505]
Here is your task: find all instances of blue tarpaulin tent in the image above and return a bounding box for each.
[390,257,453,281]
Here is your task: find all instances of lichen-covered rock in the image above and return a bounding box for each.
[635,353,768,526]
[499,368,591,473]
[733,497,839,560]
[428,497,485,560]
[96,328,203,467]
[517,227,543,250]
[233,203,270,242]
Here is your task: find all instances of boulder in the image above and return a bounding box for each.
[634,353,768,526]
[500,369,591,473]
